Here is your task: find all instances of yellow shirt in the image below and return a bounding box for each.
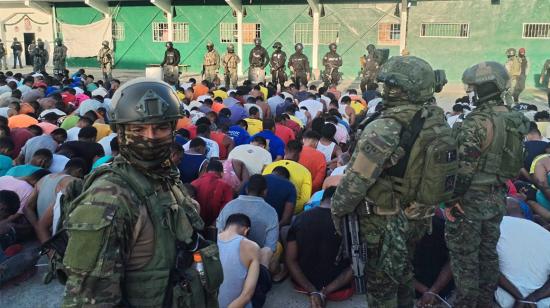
[350,101,366,115]
[530,154,550,174]
[537,122,550,138]
[212,89,228,100]
[288,115,304,128]
[93,123,113,141]
[263,160,312,213]
[245,118,263,136]
[260,86,268,101]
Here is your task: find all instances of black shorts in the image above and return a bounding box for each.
[252,265,272,308]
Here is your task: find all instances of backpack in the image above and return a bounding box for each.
[386,105,458,219]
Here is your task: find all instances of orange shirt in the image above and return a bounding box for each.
[210,131,230,160]
[176,117,192,130]
[275,123,295,145]
[212,102,225,114]
[193,84,209,100]
[298,146,327,193]
[36,122,58,135]
[8,114,39,129]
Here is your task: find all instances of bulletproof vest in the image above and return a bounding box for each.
[364,104,458,218]
[12,42,22,52]
[468,101,530,186]
[100,48,112,63]
[250,47,267,67]
[165,50,177,65]
[506,57,522,77]
[325,52,341,69]
[224,54,238,69]
[0,44,5,56]
[204,51,218,66]
[54,46,66,58]
[361,54,379,78]
[290,53,308,71]
[270,51,285,68]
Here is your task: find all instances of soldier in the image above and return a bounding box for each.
[28,39,36,66]
[61,78,219,307]
[222,44,240,89]
[359,44,380,93]
[248,38,269,84]
[11,37,23,69]
[539,57,550,106]
[504,48,522,103]
[321,43,342,87]
[331,56,448,307]
[202,42,220,84]
[270,41,287,89]
[97,40,114,83]
[445,62,530,308]
[288,43,310,89]
[160,42,181,86]
[53,38,68,77]
[516,47,529,103]
[31,39,49,73]
[0,40,7,70]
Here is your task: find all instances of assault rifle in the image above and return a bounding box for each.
[341,213,367,294]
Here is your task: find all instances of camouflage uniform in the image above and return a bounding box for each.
[0,41,7,70]
[97,41,114,82]
[203,42,220,83]
[540,59,550,105]
[332,56,439,308]
[446,62,530,308]
[62,78,209,307]
[270,42,287,88]
[322,43,342,87]
[53,38,68,76]
[222,44,240,89]
[504,48,522,102]
[288,43,309,89]
[31,39,48,73]
[248,38,269,84]
[161,42,181,85]
[359,44,380,93]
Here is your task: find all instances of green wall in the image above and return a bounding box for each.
[407,0,550,87]
[55,0,550,87]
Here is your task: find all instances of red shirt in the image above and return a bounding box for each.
[275,124,295,145]
[210,131,230,160]
[298,146,327,193]
[191,172,233,226]
[283,120,301,135]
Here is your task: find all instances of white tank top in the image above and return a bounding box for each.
[317,141,336,162]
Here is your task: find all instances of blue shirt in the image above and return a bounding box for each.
[227,125,250,146]
[0,155,13,176]
[178,152,207,183]
[5,164,42,178]
[228,104,248,125]
[240,174,297,220]
[175,135,189,147]
[92,155,113,170]
[251,130,285,160]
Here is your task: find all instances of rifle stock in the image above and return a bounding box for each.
[342,214,367,294]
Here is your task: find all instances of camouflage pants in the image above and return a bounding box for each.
[360,211,409,308]
[445,189,505,308]
[360,76,377,94]
[271,69,287,87]
[248,67,265,85]
[224,69,238,89]
[204,66,218,83]
[291,71,308,89]
[163,65,178,85]
[322,68,341,87]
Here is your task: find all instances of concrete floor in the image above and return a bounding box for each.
[0,66,547,308]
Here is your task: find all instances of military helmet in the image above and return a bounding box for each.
[366,44,376,53]
[206,41,214,47]
[462,61,510,93]
[102,40,109,47]
[227,44,235,52]
[254,38,262,46]
[109,78,183,128]
[37,40,45,47]
[377,56,436,103]
[273,41,282,49]
[329,43,337,51]
[295,43,304,51]
[506,48,516,57]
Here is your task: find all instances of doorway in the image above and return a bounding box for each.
[23,33,35,66]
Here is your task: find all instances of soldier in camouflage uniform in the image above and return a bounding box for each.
[359,44,380,93]
[31,39,49,73]
[539,57,550,106]
[53,38,68,77]
[445,62,530,308]
[222,44,240,89]
[248,38,269,84]
[97,40,114,83]
[504,48,522,103]
[322,43,342,87]
[288,43,310,89]
[270,41,287,89]
[61,78,210,307]
[161,42,181,86]
[332,56,438,308]
[0,40,7,70]
[203,42,220,84]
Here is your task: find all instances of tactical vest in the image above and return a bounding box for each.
[507,57,522,77]
[204,51,218,66]
[467,102,530,187]
[271,51,285,68]
[250,48,267,67]
[290,54,308,71]
[224,54,238,69]
[364,104,458,219]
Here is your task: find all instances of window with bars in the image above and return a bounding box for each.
[112,22,125,41]
[293,23,340,45]
[523,23,550,39]
[219,23,261,44]
[378,23,400,45]
[420,23,469,38]
[152,22,189,42]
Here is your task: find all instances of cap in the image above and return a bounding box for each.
[33,81,47,88]
[193,252,202,262]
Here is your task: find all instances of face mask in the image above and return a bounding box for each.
[118,127,173,170]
